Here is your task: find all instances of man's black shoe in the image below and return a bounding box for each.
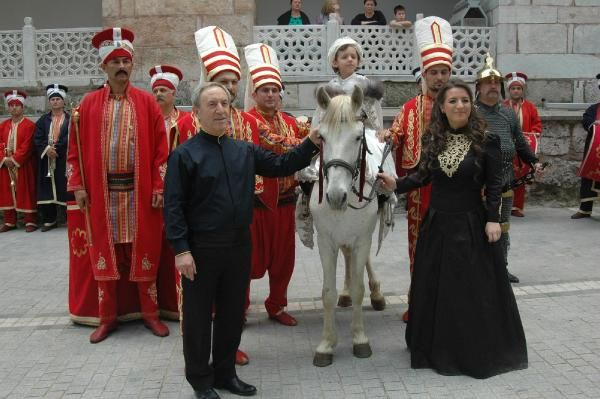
[194,388,220,399]
[215,376,257,396]
[507,271,520,284]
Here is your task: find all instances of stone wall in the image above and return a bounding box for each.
[101,0,256,105]
[481,0,600,104]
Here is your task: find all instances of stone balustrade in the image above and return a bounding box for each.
[254,20,495,81]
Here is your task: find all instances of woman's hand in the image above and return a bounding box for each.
[485,222,501,243]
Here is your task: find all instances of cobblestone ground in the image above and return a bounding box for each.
[0,206,599,398]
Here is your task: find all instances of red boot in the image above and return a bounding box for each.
[144,318,170,337]
[236,349,249,365]
[89,321,118,343]
[402,310,409,323]
[268,311,297,326]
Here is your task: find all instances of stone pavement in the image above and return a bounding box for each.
[0,206,599,399]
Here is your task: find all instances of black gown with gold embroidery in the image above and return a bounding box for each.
[395,131,528,379]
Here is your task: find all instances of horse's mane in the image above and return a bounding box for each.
[320,88,360,137]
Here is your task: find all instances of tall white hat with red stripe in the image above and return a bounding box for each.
[194,26,241,84]
[415,16,453,72]
[243,43,282,110]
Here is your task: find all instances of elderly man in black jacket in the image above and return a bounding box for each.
[164,82,319,399]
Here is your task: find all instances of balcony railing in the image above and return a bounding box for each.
[0,17,102,86]
[254,19,496,81]
[0,17,495,87]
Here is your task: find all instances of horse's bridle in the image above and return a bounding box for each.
[318,111,392,210]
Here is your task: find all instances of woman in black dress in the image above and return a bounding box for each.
[378,79,528,379]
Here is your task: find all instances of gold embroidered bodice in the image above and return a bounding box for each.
[438,133,472,178]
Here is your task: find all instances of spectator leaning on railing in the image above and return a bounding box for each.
[351,0,387,26]
[389,4,412,29]
[277,0,311,25]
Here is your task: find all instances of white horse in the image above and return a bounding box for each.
[310,85,394,367]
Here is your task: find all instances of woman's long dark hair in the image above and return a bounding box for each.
[419,78,488,177]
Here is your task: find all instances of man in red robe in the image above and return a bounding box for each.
[502,72,542,217]
[387,17,453,322]
[0,90,38,232]
[149,65,189,151]
[244,43,309,327]
[66,27,170,343]
[150,64,189,326]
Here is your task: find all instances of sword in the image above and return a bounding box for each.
[504,161,549,192]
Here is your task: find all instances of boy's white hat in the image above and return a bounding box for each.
[327,37,363,72]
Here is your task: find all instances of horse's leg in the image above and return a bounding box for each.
[366,256,386,311]
[314,236,339,367]
[350,242,372,358]
[337,248,352,307]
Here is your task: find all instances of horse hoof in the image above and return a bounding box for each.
[370,297,386,311]
[337,295,352,307]
[353,343,372,358]
[313,352,333,367]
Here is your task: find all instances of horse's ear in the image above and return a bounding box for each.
[351,85,364,113]
[317,86,331,109]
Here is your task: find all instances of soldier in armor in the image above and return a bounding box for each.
[474,55,544,284]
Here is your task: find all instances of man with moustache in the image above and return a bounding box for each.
[385,17,453,322]
[475,55,543,284]
[34,84,70,231]
[0,90,38,232]
[66,27,170,343]
[164,82,320,398]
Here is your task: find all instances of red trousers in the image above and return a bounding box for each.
[246,204,295,315]
[97,243,159,323]
[3,209,37,226]
[512,185,526,212]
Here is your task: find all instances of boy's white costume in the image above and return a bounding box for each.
[297,37,397,251]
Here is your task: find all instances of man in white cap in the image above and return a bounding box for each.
[67,27,170,343]
[244,43,309,327]
[0,90,38,233]
[386,16,453,322]
[572,73,600,219]
[33,84,70,231]
[502,72,542,218]
[149,65,189,151]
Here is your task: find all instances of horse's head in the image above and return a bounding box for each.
[317,84,364,211]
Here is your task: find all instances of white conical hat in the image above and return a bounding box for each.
[415,16,453,71]
[194,26,241,83]
[244,43,282,92]
[243,43,282,111]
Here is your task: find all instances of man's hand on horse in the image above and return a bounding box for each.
[308,127,322,146]
[376,172,397,192]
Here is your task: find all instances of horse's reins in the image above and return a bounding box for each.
[318,111,393,210]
